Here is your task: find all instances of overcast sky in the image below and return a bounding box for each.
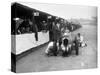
[18,2,97,20]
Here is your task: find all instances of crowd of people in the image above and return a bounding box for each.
[12,16,86,57]
[12,16,81,41]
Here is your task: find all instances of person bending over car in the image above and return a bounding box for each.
[45,41,57,56]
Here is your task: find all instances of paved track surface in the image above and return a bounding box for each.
[16,24,97,73]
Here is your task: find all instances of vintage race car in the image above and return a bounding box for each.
[45,30,80,57]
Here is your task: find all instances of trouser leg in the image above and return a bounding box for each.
[76,46,79,55]
[35,32,38,41]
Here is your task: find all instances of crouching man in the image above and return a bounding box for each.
[75,33,87,47]
[45,41,57,56]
